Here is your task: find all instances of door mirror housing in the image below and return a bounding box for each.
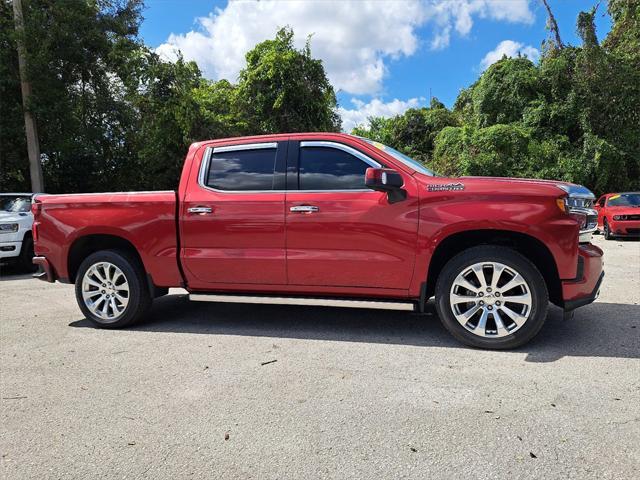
[365,168,406,203]
[365,168,404,191]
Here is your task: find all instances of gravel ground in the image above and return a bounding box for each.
[1,235,639,479]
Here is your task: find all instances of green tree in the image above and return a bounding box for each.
[237,27,341,134]
[2,2,638,196]
[0,0,145,193]
[471,57,540,128]
[432,124,533,177]
[128,55,208,190]
[604,0,640,63]
[352,98,457,163]
[430,6,640,195]
[0,1,28,191]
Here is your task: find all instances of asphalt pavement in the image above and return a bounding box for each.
[1,234,638,479]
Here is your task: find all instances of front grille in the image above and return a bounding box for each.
[620,214,640,221]
[566,197,594,209]
[627,228,640,234]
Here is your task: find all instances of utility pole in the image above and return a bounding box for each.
[12,0,44,193]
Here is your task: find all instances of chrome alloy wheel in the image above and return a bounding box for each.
[81,262,130,322]
[449,262,532,338]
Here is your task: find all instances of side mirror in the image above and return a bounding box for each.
[365,167,406,203]
[365,168,404,191]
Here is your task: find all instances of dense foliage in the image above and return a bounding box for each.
[1,1,638,195]
[0,1,339,192]
[356,2,640,195]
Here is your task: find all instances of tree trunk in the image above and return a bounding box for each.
[13,0,44,193]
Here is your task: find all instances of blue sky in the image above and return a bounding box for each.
[140,0,611,131]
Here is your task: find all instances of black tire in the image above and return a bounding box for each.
[434,246,549,350]
[18,234,35,272]
[74,249,151,328]
[603,218,613,240]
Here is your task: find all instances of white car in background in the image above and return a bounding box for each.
[0,193,35,271]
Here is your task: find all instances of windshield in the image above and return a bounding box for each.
[0,196,31,213]
[359,138,436,176]
[608,193,640,207]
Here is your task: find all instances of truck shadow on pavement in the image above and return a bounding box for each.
[0,264,34,281]
[69,295,639,363]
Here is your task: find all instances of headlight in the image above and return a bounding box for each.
[613,215,625,221]
[556,184,597,243]
[0,223,19,234]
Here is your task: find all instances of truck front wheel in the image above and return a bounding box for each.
[435,246,548,349]
[75,250,151,328]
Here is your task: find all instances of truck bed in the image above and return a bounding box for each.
[33,191,182,287]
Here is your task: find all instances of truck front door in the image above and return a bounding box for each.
[285,140,419,291]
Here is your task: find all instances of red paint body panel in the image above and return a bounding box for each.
[181,189,287,286]
[33,192,181,287]
[285,190,419,290]
[562,243,604,301]
[33,132,604,311]
[410,175,582,297]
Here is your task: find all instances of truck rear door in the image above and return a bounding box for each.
[180,141,288,287]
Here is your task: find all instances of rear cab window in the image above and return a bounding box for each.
[204,143,279,191]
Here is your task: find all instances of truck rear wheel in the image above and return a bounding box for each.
[75,250,151,328]
[434,246,548,349]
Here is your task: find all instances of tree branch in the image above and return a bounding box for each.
[540,0,564,49]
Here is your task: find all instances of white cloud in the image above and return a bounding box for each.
[425,0,535,50]
[156,0,535,95]
[157,1,425,95]
[338,97,425,133]
[480,39,540,70]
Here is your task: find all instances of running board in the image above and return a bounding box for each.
[189,294,415,311]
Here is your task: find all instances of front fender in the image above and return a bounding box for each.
[409,192,580,296]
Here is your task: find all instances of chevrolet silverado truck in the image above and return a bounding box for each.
[31,133,604,349]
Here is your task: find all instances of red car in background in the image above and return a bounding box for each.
[595,192,640,239]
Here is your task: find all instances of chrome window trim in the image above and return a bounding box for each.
[299,141,382,168]
[197,140,382,195]
[213,142,277,154]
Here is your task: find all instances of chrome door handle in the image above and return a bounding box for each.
[290,205,319,213]
[188,206,213,215]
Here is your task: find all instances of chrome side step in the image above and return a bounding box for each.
[189,294,415,311]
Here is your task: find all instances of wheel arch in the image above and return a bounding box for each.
[67,234,145,284]
[425,229,562,307]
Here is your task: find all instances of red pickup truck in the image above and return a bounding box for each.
[31,133,604,349]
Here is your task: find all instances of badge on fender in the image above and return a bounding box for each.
[428,182,465,192]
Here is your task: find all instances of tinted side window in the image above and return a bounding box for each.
[206,148,276,191]
[299,147,369,190]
